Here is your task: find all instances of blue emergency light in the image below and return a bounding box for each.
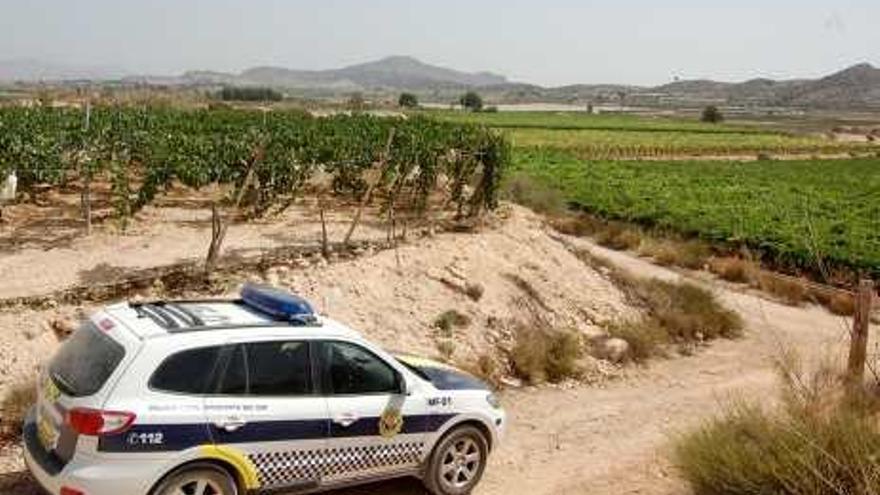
[240,283,317,325]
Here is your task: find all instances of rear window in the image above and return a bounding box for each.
[49,322,126,398]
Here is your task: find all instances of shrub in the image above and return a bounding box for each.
[828,291,856,316]
[674,360,880,495]
[398,92,419,108]
[219,86,283,102]
[512,325,582,384]
[1,379,36,438]
[700,105,723,123]
[606,320,668,362]
[647,282,743,341]
[460,91,483,112]
[434,309,471,336]
[708,257,753,283]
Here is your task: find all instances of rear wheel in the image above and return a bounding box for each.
[423,425,489,495]
[151,464,238,495]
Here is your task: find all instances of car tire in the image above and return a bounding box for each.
[423,425,489,495]
[151,463,239,495]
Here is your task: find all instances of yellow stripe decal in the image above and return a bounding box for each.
[396,354,459,371]
[199,445,261,490]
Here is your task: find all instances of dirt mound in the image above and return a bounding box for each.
[0,204,632,402]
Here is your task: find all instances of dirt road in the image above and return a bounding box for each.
[0,235,853,495]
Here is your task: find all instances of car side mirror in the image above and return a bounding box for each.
[397,372,412,396]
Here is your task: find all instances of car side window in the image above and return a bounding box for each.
[150,346,222,394]
[215,344,248,395]
[246,341,312,396]
[318,341,399,395]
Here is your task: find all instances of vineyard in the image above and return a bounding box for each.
[508,127,874,159]
[0,107,509,223]
[513,149,880,277]
[432,110,876,159]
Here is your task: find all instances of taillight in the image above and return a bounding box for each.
[67,408,135,436]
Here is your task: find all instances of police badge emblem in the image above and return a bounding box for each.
[378,408,404,438]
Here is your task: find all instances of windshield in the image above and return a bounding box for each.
[49,321,126,398]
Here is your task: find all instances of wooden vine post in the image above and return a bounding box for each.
[343,128,395,246]
[81,100,92,234]
[847,279,875,388]
[205,153,259,275]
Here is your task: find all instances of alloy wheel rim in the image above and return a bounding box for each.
[169,478,224,495]
[439,437,482,490]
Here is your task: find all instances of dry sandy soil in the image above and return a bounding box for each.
[0,203,858,495]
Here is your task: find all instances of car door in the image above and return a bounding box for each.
[203,339,329,492]
[315,340,427,484]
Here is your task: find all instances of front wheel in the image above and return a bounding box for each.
[423,425,489,495]
[151,464,238,495]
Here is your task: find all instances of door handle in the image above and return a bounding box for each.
[333,413,359,428]
[216,417,247,432]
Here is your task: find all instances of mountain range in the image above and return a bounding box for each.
[2,55,879,109]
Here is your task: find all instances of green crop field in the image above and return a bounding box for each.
[430,110,875,159]
[513,149,880,276]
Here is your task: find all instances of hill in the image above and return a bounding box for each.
[184,55,508,90]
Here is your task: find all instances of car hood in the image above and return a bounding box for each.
[395,354,489,391]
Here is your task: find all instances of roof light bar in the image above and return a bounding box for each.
[240,283,317,325]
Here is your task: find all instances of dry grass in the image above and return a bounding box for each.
[436,340,456,362]
[550,214,605,237]
[828,291,856,316]
[708,257,754,283]
[606,320,668,362]
[595,224,643,251]
[1,379,36,439]
[511,325,583,384]
[641,239,710,269]
[754,272,806,305]
[622,279,744,342]
[674,354,880,495]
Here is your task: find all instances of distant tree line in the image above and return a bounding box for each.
[219,86,283,102]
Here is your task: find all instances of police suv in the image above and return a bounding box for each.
[23,284,505,495]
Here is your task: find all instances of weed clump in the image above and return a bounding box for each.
[511,325,582,384]
[1,379,36,439]
[828,291,856,316]
[754,273,806,306]
[606,320,668,362]
[434,309,471,335]
[674,356,880,495]
[709,257,753,283]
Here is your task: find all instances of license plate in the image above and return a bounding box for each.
[37,412,59,451]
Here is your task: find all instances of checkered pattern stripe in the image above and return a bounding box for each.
[250,449,324,487]
[322,442,425,481]
[249,442,426,488]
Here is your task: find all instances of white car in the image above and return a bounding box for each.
[23,284,505,495]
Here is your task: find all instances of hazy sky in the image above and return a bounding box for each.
[1,0,878,86]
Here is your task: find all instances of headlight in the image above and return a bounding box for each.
[486,393,502,409]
